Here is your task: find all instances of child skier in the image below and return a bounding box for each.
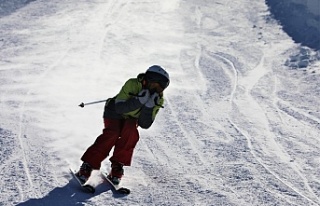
[76,65,170,185]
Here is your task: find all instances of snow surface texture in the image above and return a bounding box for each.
[0,0,320,206]
[266,0,320,51]
[266,0,320,69]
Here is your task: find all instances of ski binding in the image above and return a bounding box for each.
[101,172,130,194]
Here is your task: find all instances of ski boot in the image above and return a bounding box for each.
[108,162,124,185]
[75,162,92,184]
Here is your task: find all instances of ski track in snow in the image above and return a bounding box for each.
[213,52,320,204]
[0,0,319,206]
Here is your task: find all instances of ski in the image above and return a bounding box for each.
[70,168,95,194]
[101,172,131,195]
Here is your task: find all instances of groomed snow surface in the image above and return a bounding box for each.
[0,0,319,205]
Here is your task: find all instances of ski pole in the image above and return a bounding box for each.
[78,99,108,108]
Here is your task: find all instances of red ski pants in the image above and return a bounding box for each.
[81,118,139,169]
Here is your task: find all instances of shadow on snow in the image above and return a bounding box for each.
[0,0,36,17]
[266,0,320,50]
[16,178,127,206]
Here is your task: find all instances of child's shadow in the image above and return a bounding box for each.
[15,175,125,206]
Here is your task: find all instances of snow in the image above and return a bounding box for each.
[266,0,320,51]
[0,0,319,205]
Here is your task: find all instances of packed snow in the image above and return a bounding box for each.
[0,0,319,205]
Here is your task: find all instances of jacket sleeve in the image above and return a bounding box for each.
[114,79,142,114]
[138,97,164,129]
[138,106,154,129]
[115,98,142,114]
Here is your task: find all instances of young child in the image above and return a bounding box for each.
[76,65,170,185]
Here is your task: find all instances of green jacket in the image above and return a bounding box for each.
[103,76,164,129]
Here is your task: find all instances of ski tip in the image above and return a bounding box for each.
[118,188,130,194]
[83,185,95,194]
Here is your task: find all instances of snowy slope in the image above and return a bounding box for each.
[266,0,320,50]
[0,0,319,205]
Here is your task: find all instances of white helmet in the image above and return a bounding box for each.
[145,65,170,89]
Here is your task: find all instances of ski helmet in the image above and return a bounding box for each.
[145,65,170,89]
